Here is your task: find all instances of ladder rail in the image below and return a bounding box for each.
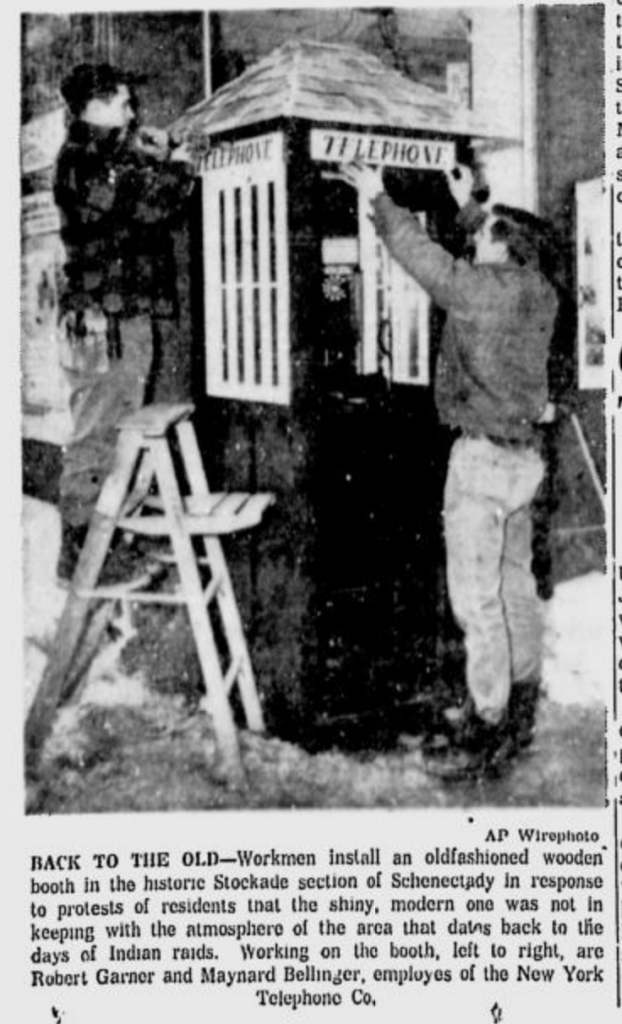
[153,438,247,785]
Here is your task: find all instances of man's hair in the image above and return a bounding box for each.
[490,203,553,270]
[60,63,146,118]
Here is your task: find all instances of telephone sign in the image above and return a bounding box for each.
[310,129,455,171]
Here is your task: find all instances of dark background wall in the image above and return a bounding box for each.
[533,5,605,564]
[537,5,604,231]
[536,4,605,437]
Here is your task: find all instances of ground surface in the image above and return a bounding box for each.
[23,498,607,813]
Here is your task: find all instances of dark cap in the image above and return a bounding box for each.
[490,203,553,269]
[60,62,147,117]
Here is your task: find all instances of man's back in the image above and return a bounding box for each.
[369,190,558,442]
[435,260,559,442]
[55,120,191,320]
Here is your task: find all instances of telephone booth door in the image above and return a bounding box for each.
[359,199,430,386]
[201,132,291,405]
[312,163,458,722]
[317,172,431,393]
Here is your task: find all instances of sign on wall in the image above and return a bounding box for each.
[199,134,281,174]
[310,129,455,171]
[576,177,606,390]
[21,108,71,442]
[21,107,66,176]
[21,231,71,443]
[22,193,61,239]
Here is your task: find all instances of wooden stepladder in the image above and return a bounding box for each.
[26,403,274,787]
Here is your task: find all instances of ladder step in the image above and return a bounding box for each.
[189,492,253,516]
[186,492,275,520]
[78,572,226,606]
[223,656,243,695]
[201,659,243,714]
[116,516,172,535]
[76,587,186,605]
[203,575,223,605]
[74,565,166,600]
[141,496,164,511]
[118,402,195,436]
[152,551,211,567]
[117,491,274,536]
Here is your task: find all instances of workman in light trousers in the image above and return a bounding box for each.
[342,161,558,780]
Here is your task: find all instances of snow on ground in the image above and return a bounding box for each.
[542,570,610,707]
[22,497,148,714]
[23,496,609,715]
[22,498,65,712]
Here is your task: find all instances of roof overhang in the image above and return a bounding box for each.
[170,39,516,148]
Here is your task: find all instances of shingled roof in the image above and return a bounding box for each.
[170,38,503,142]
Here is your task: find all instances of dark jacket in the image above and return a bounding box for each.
[372,193,559,442]
[54,121,194,326]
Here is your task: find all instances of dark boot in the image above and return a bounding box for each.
[442,694,475,732]
[413,708,517,781]
[508,681,540,750]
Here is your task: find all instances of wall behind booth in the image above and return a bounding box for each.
[534,4,606,580]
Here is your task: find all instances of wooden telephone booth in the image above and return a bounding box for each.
[172,40,503,741]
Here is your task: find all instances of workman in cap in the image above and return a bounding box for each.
[54,62,195,584]
[342,161,558,779]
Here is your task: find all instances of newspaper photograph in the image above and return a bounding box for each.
[7,0,621,1021]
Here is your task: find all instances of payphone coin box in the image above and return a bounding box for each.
[171,40,507,723]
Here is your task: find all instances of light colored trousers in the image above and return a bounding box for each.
[59,314,153,528]
[443,435,545,725]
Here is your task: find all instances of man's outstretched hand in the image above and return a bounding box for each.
[340,161,477,215]
[444,163,475,208]
[340,163,385,219]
